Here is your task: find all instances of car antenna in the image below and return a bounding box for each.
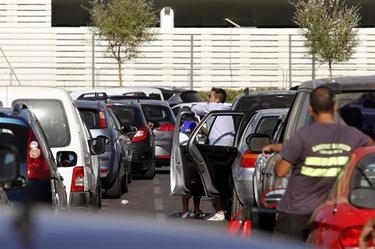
[0,45,22,85]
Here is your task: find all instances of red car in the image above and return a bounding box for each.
[308,146,375,249]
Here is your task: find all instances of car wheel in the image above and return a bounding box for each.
[105,172,122,198]
[143,162,156,179]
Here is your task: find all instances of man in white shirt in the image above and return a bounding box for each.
[191,87,234,221]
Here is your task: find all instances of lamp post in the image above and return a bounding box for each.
[224,18,240,87]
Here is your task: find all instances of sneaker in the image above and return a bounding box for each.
[181,211,191,219]
[189,210,204,219]
[205,211,225,221]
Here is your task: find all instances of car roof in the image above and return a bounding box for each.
[254,108,289,115]
[74,100,106,109]
[236,90,295,99]
[69,87,164,100]
[298,75,375,91]
[111,99,171,107]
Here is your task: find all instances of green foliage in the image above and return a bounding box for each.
[291,0,360,77]
[88,0,157,86]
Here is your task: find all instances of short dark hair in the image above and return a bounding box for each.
[211,87,226,103]
[309,85,335,114]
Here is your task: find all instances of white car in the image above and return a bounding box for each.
[70,87,164,101]
[0,86,102,209]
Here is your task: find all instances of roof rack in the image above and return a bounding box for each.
[77,92,109,101]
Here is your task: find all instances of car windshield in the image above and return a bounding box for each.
[14,100,70,148]
[78,109,100,129]
[141,104,175,123]
[350,154,375,209]
[110,105,145,127]
[233,94,295,113]
[292,92,375,140]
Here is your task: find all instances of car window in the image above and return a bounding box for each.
[350,154,375,209]
[14,100,70,148]
[0,125,28,162]
[141,104,175,123]
[180,91,203,102]
[172,106,180,117]
[108,109,122,130]
[78,109,100,129]
[290,92,375,140]
[110,105,145,127]
[233,94,294,113]
[255,116,280,138]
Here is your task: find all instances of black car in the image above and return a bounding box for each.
[0,105,67,210]
[232,90,296,114]
[107,101,156,179]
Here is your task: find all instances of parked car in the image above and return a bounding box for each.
[230,109,289,216]
[106,100,156,179]
[75,100,133,198]
[249,76,375,230]
[308,146,375,249]
[156,87,203,107]
[232,90,295,114]
[137,100,176,167]
[70,87,164,101]
[0,86,104,209]
[0,105,67,210]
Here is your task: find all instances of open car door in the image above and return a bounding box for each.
[187,110,250,199]
[170,107,205,196]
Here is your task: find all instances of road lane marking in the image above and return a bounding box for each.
[154,186,161,195]
[156,213,166,223]
[154,198,163,211]
[153,177,160,185]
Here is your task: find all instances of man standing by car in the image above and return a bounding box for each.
[191,87,234,221]
[263,85,374,241]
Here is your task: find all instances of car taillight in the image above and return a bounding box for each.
[157,123,175,132]
[99,110,107,129]
[240,150,258,168]
[71,166,84,192]
[27,131,50,180]
[132,127,148,142]
[340,226,374,249]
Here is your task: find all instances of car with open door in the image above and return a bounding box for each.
[307,146,375,249]
[171,107,254,219]
[0,106,67,210]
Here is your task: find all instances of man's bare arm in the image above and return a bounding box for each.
[275,159,293,178]
[262,143,283,154]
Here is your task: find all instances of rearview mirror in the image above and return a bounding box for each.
[350,187,375,209]
[89,136,108,155]
[0,145,19,184]
[56,151,78,167]
[246,134,271,153]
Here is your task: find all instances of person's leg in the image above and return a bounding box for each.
[181,196,190,213]
[206,196,225,221]
[192,196,201,213]
[273,212,311,242]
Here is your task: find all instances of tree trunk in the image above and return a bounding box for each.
[328,61,333,79]
[117,60,123,87]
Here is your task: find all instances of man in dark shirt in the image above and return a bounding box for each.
[263,85,374,241]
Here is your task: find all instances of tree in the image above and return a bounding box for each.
[88,0,157,86]
[291,0,360,78]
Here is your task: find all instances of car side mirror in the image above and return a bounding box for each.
[89,136,108,155]
[246,134,271,153]
[0,145,19,184]
[56,151,78,167]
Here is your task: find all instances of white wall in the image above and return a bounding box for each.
[1,0,375,89]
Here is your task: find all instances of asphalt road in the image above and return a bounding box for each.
[100,166,228,232]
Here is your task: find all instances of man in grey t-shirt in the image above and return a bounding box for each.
[263,86,374,241]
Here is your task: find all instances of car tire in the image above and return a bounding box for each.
[122,168,129,194]
[105,172,122,198]
[143,162,156,179]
